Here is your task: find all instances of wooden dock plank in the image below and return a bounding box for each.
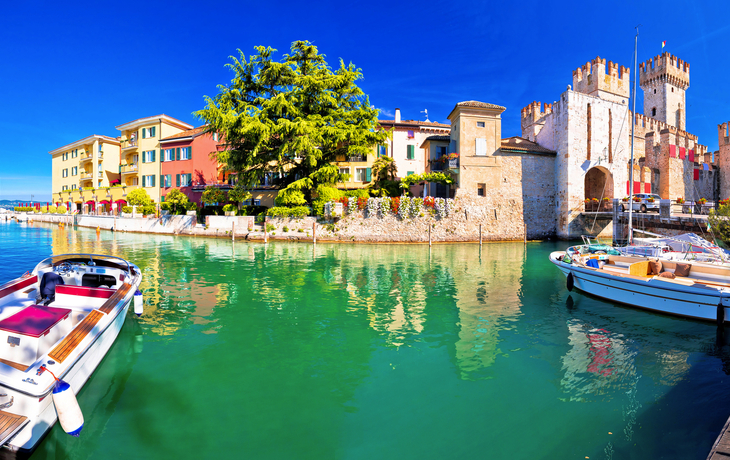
[707,416,730,459]
[0,411,27,446]
[48,310,104,363]
[99,283,131,315]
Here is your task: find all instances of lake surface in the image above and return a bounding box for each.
[1,219,729,459]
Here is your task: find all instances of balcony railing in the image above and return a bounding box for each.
[347,155,366,162]
[80,152,92,161]
[448,158,459,169]
[80,172,93,179]
[121,163,138,174]
[430,161,444,171]
[122,139,138,150]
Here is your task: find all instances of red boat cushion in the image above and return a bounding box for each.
[0,305,70,338]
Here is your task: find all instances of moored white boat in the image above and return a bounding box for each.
[550,247,730,323]
[0,253,141,457]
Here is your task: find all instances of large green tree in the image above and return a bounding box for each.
[195,41,388,201]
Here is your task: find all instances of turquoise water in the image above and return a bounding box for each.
[1,220,729,459]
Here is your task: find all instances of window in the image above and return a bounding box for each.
[652,107,656,117]
[71,184,77,190]
[71,166,78,176]
[175,147,191,160]
[476,138,487,156]
[142,150,156,163]
[477,183,486,196]
[62,152,68,161]
[243,198,261,206]
[142,127,156,138]
[163,174,172,187]
[98,144,103,153]
[407,145,415,160]
[477,121,485,128]
[437,146,447,156]
[176,173,192,187]
[407,130,414,139]
[162,148,175,162]
[72,149,78,158]
[355,168,371,182]
[378,145,387,157]
[62,185,68,191]
[212,132,219,142]
[339,167,350,178]
[62,169,68,178]
[142,175,156,187]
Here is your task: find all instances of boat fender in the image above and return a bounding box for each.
[718,300,725,326]
[134,290,143,316]
[40,366,84,437]
[567,272,574,292]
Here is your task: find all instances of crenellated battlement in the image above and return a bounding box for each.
[639,52,690,90]
[572,56,630,101]
[719,122,730,146]
[634,112,697,141]
[520,101,552,122]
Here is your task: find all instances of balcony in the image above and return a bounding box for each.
[80,172,93,180]
[121,139,138,151]
[347,155,366,162]
[80,152,92,162]
[448,158,459,170]
[430,160,444,171]
[121,163,138,174]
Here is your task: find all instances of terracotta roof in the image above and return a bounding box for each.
[500,137,556,155]
[456,100,506,110]
[160,126,208,141]
[378,119,451,128]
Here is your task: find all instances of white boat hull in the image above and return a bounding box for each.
[550,251,730,322]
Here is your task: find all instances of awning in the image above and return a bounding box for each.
[114,199,127,204]
[99,200,111,204]
[85,200,95,205]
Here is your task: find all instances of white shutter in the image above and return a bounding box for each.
[476,138,487,156]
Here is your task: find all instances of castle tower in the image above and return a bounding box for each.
[639,52,690,131]
[572,57,630,104]
[718,122,730,199]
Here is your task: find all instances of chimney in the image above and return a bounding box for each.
[395,108,401,123]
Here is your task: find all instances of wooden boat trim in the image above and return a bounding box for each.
[99,283,131,315]
[48,310,104,363]
[0,411,28,446]
[0,359,27,372]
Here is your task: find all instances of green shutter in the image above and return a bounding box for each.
[365,167,372,182]
[176,148,180,161]
[152,175,156,187]
[151,150,156,162]
[142,176,146,187]
[407,145,415,160]
[407,171,414,176]
[176,174,180,187]
[188,146,192,159]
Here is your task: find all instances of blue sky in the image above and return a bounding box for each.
[1,0,728,201]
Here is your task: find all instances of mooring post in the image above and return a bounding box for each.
[232,222,235,241]
[313,221,317,244]
[429,225,432,247]
[264,217,268,243]
[479,224,482,246]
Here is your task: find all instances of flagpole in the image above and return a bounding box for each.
[628,25,639,244]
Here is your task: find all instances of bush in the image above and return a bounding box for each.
[241,205,268,216]
[222,204,236,212]
[122,206,132,213]
[142,205,156,216]
[160,202,171,211]
[312,185,343,216]
[267,206,311,218]
[56,205,67,214]
[343,189,370,198]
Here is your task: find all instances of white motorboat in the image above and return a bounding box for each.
[550,246,730,323]
[0,253,141,456]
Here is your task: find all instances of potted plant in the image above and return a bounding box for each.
[223,204,236,216]
[622,197,629,202]
[676,197,685,204]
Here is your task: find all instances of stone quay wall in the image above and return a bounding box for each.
[12,195,556,243]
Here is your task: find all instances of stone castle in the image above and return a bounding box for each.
[517,52,718,238]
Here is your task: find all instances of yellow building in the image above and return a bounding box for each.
[50,135,121,210]
[115,115,193,203]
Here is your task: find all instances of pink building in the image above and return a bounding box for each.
[159,127,222,204]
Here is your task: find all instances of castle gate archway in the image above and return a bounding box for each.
[585,166,614,207]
